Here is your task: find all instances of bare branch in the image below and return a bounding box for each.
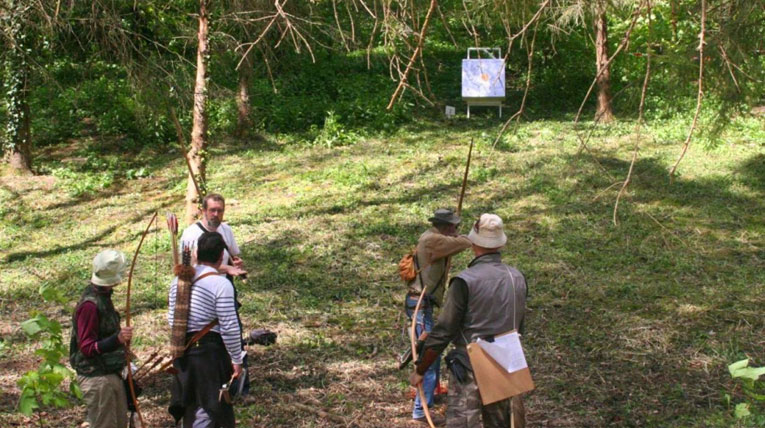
[669,0,706,182]
[614,0,654,225]
[385,0,438,110]
[492,19,540,149]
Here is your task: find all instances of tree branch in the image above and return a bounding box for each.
[669,0,706,182]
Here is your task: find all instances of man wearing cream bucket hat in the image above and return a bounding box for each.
[69,249,133,428]
[411,213,528,428]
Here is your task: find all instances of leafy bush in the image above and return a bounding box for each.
[310,111,358,148]
[31,60,174,147]
[17,284,81,417]
[726,359,765,423]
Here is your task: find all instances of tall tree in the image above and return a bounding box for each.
[2,0,33,173]
[185,0,210,225]
[593,0,614,122]
[555,0,635,123]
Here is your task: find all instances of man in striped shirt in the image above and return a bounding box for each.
[168,232,243,428]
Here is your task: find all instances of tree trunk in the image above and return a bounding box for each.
[594,3,615,123]
[235,51,252,138]
[670,0,678,41]
[3,2,33,175]
[185,0,210,225]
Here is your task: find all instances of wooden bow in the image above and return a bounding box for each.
[124,211,158,428]
[409,139,473,428]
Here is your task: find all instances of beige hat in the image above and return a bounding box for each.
[467,213,507,249]
[91,249,128,286]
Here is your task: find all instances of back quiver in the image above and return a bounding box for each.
[170,265,196,359]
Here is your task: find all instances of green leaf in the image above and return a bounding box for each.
[17,390,38,416]
[734,402,751,419]
[70,381,83,400]
[39,283,65,303]
[729,359,765,381]
[729,359,750,375]
[20,318,42,337]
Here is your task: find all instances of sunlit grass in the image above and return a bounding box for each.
[1,115,763,426]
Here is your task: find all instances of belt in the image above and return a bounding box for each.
[185,330,223,348]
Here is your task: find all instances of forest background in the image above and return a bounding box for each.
[1,0,763,427]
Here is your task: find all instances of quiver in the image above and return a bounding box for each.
[170,264,196,358]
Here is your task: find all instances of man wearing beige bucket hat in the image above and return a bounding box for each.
[69,249,133,428]
[410,213,528,428]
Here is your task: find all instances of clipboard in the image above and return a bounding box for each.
[466,330,534,405]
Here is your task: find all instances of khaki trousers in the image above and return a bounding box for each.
[446,371,525,428]
[78,374,128,428]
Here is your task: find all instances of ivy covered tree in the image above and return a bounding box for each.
[1,0,33,173]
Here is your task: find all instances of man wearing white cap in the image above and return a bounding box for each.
[410,213,528,428]
[69,249,133,428]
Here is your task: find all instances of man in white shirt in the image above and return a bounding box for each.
[179,193,247,279]
[179,193,252,399]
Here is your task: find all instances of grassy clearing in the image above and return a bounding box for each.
[1,115,763,427]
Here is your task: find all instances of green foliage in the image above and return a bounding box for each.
[245,50,413,134]
[310,111,358,148]
[1,0,31,156]
[727,359,765,423]
[31,60,174,148]
[50,166,115,197]
[17,284,80,417]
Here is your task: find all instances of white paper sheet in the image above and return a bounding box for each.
[476,332,528,373]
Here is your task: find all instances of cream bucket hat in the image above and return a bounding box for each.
[91,249,128,286]
[467,213,507,249]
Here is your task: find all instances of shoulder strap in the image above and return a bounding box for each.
[193,271,220,284]
[196,222,236,258]
[181,271,223,349]
[429,267,448,296]
[504,266,519,331]
[415,252,447,298]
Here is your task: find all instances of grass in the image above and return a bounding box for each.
[0,113,763,427]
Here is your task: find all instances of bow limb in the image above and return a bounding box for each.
[409,286,436,428]
[126,212,158,325]
[124,211,158,428]
[442,139,474,279]
[456,139,474,217]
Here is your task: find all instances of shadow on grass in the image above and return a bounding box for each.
[231,147,764,426]
[737,153,765,194]
[4,201,174,263]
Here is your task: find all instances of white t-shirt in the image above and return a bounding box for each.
[179,222,240,266]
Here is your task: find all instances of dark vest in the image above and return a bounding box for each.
[454,253,527,345]
[69,284,125,376]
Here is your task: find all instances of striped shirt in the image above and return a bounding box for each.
[167,265,243,364]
